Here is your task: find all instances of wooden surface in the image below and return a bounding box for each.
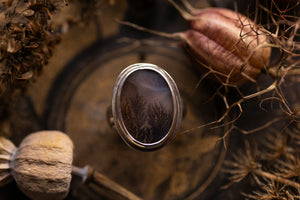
[43,38,226,200]
[4,16,227,198]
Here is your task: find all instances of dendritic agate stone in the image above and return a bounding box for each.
[120,69,174,143]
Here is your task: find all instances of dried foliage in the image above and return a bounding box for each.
[224,122,300,199]
[245,180,300,200]
[117,0,299,138]
[0,0,66,120]
[221,1,300,198]
[196,0,300,138]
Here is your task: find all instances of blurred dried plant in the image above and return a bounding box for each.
[0,0,68,129]
[224,121,300,199]
[0,0,119,135]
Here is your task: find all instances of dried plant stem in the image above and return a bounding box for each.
[181,81,278,138]
[268,67,300,78]
[167,0,196,20]
[73,165,142,200]
[217,81,277,123]
[116,20,182,40]
[181,0,200,14]
[245,82,276,100]
[254,169,300,189]
[227,117,283,135]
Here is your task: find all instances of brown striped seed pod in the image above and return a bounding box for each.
[0,136,16,187]
[10,131,73,200]
[0,131,142,200]
[180,7,271,85]
[119,0,272,85]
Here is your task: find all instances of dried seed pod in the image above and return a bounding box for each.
[0,131,142,200]
[120,0,272,85]
[0,136,16,187]
[11,131,73,200]
[181,7,271,85]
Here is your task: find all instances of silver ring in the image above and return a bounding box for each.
[111,63,182,151]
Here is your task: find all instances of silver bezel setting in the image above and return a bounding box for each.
[112,63,182,151]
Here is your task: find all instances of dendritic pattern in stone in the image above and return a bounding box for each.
[120,69,173,143]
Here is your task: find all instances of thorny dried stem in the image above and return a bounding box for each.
[244,180,300,200]
[224,120,300,198]
[119,0,299,141]
[211,1,299,142]
[254,169,300,189]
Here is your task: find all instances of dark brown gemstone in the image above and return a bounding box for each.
[120,69,174,143]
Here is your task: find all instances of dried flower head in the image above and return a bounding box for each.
[0,0,65,120]
[224,125,300,199]
[244,180,297,200]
